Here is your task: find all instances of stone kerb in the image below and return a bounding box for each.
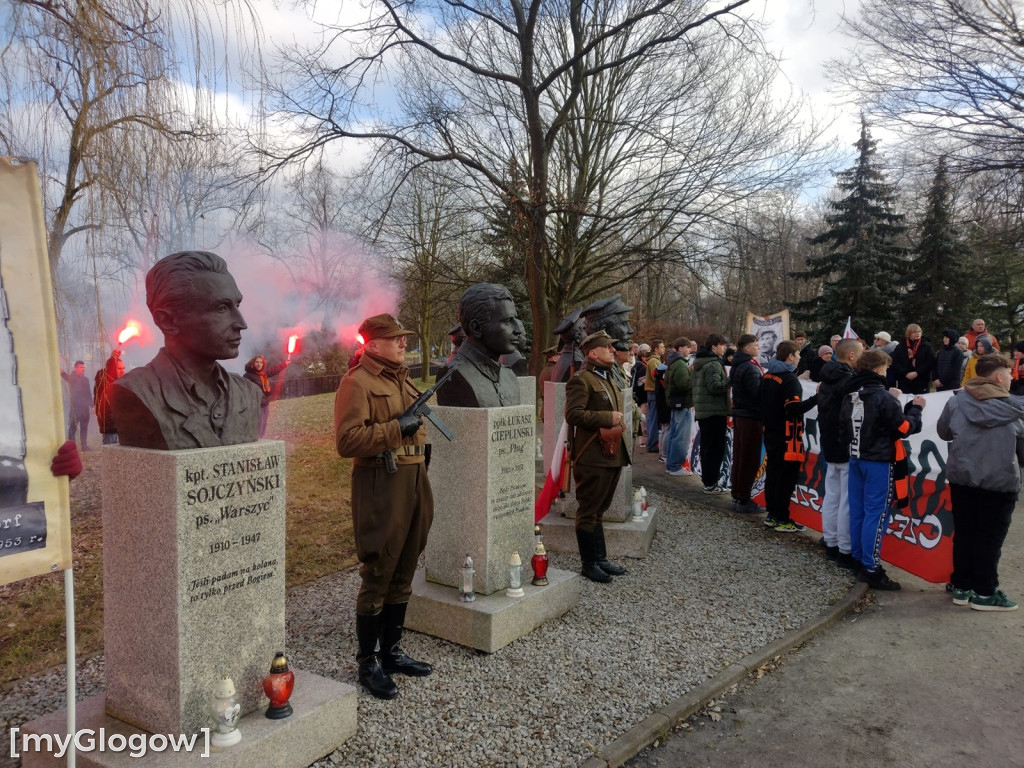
[424,404,536,595]
[102,442,286,736]
[542,380,635,523]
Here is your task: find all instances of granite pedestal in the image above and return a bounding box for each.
[102,443,288,735]
[410,397,580,649]
[18,670,356,768]
[542,380,636,523]
[407,568,579,653]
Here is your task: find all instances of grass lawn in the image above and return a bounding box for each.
[0,392,354,685]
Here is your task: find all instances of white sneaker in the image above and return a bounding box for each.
[666,468,688,476]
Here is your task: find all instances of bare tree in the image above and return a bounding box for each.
[833,0,1024,183]
[263,0,792,372]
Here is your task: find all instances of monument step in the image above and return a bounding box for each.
[537,508,658,560]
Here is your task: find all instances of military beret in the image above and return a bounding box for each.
[359,314,415,341]
[581,330,616,352]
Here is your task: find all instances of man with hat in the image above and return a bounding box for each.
[873,331,898,356]
[565,330,630,582]
[334,313,434,700]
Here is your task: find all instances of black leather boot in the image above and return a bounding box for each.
[576,529,611,583]
[594,523,626,576]
[356,612,399,699]
[380,602,432,677]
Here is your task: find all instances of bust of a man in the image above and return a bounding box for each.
[581,295,634,389]
[551,308,585,382]
[109,251,261,450]
[436,283,522,407]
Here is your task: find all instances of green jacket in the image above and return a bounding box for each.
[664,352,693,409]
[692,350,730,419]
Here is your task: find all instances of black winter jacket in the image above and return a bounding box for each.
[839,370,923,463]
[933,329,963,392]
[758,361,817,456]
[817,360,856,463]
[728,350,763,420]
[890,338,936,395]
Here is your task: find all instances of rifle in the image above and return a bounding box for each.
[382,361,460,473]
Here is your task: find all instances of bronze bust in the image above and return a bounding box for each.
[436,283,522,407]
[581,295,635,388]
[551,308,585,382]
[109,251,261,449]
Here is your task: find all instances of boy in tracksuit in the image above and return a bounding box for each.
[840,349,926,590]
[758,340,817,532]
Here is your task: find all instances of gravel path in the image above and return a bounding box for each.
[1,490,853,768]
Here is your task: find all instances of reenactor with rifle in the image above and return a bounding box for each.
[334,314,457,700]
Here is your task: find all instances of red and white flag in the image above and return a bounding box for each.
[534,420,569,522]
[843,316,859,339]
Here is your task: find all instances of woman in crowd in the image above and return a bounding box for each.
[890,323,935,395]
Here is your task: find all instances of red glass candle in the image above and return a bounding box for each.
[263,652,295,719]
[531,542,549,586]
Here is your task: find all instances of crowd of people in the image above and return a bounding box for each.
[626,320,1022,610]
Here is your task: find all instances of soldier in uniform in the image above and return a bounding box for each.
[565,331,630,583]
[334,314,434,700]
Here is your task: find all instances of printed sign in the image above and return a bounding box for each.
[0,157,72,586]
[746,309,791,366]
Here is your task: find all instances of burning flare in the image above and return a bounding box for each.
[355,333,366,346]
[287,335,299,355]
[117,320,142,345]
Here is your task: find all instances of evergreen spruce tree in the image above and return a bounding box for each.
[790,118,908,339]
[906,157,969,340]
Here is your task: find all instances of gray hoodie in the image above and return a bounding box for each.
[937,377,1024,493]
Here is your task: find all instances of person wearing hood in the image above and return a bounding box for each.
[962,335,995,386]
[693,333,731,493]
[665,338,694,476]
[758,340,818,531]
[244,354,291,438]
[728,334,765,512]
[839,350,925,590]
[890,324,936,395]
[932,328,963,392]
[938,353,1024,611]
[1010,342,1024,396]
[817,339,863,568]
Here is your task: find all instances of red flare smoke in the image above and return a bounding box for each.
[117,320,142,345]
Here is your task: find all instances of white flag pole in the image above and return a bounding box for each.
[64,566,77,768]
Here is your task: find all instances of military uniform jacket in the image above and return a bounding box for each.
[565,362,631,468]
[334,351,426,464]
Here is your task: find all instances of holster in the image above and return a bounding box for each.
[598,424,625,458]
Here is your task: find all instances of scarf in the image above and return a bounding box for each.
[905,337,922,368]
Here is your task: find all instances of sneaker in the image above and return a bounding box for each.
[657,456,666,463]
[703,484,728,494]
[825,545,840,561]
[865,567,901,591]
[836,552,859,571]
[763,516,777,528]
[666,468,689,476]
[969,590,1019,612]
[773,522,802,533]
[734,500,766,514]
[951,587,974,606]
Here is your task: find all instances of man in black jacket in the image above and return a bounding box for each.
[728,334,765,512]
[932,328,962,392]
[817,339,862,568]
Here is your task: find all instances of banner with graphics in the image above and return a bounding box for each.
[0,158,72,586]
[688,383,954,583]
[745,310,790,367]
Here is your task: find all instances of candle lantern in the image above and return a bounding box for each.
[262,652,295,719]
[507,551,525,597]
[632,488,643,519]
[531,540,549,586]
[459,554,476,602]
[209,675,242,748]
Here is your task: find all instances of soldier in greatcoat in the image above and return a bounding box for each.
[565,331,630,582]
[334,314,434,700]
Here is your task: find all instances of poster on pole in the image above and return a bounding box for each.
[0,157,72,586]
[746,309,790,366]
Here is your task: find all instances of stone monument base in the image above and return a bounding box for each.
[19,670,355,768]
[406,568,580,653]
[538,506,658,559]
